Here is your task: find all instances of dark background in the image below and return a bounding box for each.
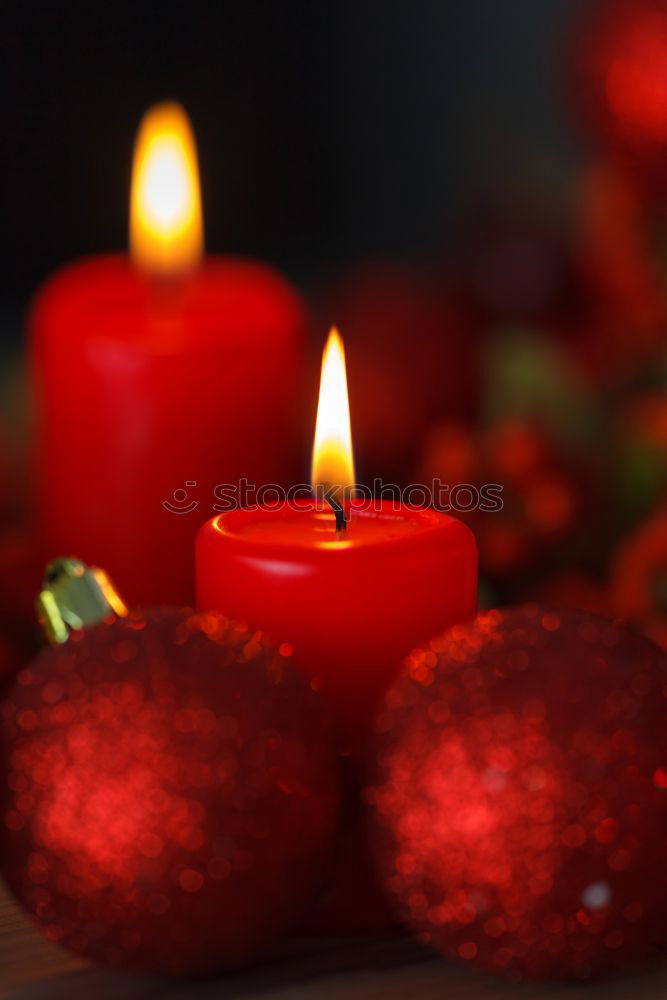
[2,0,585,304]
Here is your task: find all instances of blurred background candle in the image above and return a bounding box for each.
[197,329,478,748]
[31,102,306,607]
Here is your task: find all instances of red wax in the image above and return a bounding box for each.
[196,499,477,746]
[32,255,306,606]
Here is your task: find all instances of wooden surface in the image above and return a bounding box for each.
[2,882,667,999]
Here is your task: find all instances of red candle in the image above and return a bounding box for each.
[31,103,305,607]
[197,329,477,747]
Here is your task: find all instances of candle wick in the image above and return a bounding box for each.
[316,483,347,533]
[329,494,347,533]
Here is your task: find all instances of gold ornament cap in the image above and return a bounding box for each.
[36,557,128,644]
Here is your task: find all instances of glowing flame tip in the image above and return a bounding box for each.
[311,327,355,493]
[130,101,203,275]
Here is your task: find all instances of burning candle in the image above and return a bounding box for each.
[197,328,478,748]
[32,102,306,607]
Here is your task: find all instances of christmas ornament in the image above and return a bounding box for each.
[365,605,667,981]
[1,559,342,976]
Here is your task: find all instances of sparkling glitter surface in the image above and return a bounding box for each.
[0,608,342,976]
[365,606,667,981]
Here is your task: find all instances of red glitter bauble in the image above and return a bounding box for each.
[0,608,342,976]
[365,606,667,981]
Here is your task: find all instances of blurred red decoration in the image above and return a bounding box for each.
[571,161,666,377]
[615,394,667,518]
[576,0,667,191]
[420,421,580,577]
[0,607,342,976]
[610,506,667,649]
[620,394,667,452]
[365,606,667,981]
[320,264,478,480]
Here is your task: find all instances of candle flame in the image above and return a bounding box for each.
[311,327,355,494]
[130,102,203,275]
